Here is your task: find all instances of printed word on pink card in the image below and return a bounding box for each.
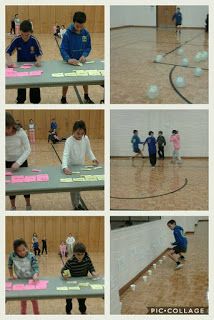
[36,174,49,182]
[11,176,25,183]
[20,65,32,69]
[5,172,12,176]
[12,284,25,291]
[6,282,12,288]
[16,72,29,77]
[24,284,36,290]
[24,176,37,183]
[32,169,41,172]
[29,70,43,76]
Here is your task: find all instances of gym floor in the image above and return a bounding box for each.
[110,27,208,104]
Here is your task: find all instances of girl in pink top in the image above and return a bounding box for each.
[170,130,181,162]
[59,241,67,258]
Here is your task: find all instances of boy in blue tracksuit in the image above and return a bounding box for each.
[143,131,157,167]
[167,219,188,270]
[60,11,93,104]
[6,20,42,104]
[172,7,183,34]
[131,130,144,159]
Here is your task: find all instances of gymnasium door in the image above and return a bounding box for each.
[157,6,177,27]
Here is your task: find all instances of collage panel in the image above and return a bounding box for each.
[5,5,104,105]
[110,215,208,315]
[5,215,104,315]
[110,5,208,104]
[5,109,104,211]
[110,109,208,211]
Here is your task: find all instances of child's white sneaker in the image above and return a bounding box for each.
[175,263,183,270]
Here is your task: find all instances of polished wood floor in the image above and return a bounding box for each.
[120,221,208,314]
[5,33,104,104]
[5,139,104,211]
[110,158,208,210]
[6,252,104,314]
[111,27,208,104]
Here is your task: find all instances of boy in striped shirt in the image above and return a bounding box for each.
[61,242,97,314]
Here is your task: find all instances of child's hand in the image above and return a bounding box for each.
[79,56,86,63]
[92,159,99,166]
[63,167,72,175]
[35,61,41,67]
[9,275,17,280]
[68,59,79,66]
[32,273,39,281]
[11,162,20,171]
[7,63,17,68]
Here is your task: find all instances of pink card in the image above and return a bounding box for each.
[5,172,12,176]
[6,72,18,78]
[35,284,48,290]
[6,282,12,288]
[6,180,11,183]
[29,70,43,76]
[20,65,32,69]
[12,284,25,290]
[32,169,41,172]
[24,176,37,183]
[16,72,29,77]
[24,284,36,290]
[28,279,48,285]
[36,174,49,182]
[11,176,25,183]
[6,68,15,73]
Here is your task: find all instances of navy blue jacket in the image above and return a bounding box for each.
[172,12,183,25]
[173,225,187,248]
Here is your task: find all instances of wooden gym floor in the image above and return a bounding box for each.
[5,33,104,104]
[5,139,104,211]
[110,27,208,104]
[119,220,208,314]
[6,251,104,314]
[110,158,208,211]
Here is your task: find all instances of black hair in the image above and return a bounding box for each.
[15,14,18,17]
[133,130,138,134]
[167,219,176,225]
[13,239,28,252]
[158,130,163,134]
[172,129,178,134]
[20,20,33,33]
[6,112,19,132]
[73,242,86,253]
[72,120,87,134]
[177,7,180,10]
[149,131,154,135]
[73,12,86,24]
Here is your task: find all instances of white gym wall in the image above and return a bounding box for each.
[110,110,208,157]
[110,5,208,28]
[110,216,204,314]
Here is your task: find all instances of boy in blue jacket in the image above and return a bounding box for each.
[167,219,188,270]
[131,130,144,159]
[172,7,183,34]
[60,11,93,104]
[143,131,157,167]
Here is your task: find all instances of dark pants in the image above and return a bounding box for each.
[149,153,156,167]
[6,160,30,200]
[66,298,86,314]
[17,88,41,104]
[34,248,41,256]
[42,245,47,254]
[158,146,164,159]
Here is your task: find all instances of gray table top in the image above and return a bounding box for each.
[6,165,104,196]
[6,59,104,89]
[6,276,104,300]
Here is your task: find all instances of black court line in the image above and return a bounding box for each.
[169,65,192,104]
[154,61,208,71]
[110,178,188,200]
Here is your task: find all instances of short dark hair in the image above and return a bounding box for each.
[167,219,176,225]
[13,239,28,252]
[20,20,33,32]
[149,131,154,135]
[172,129,178,134]
[158,131,163,134]
[73,120,87,134]
[133,130,138,134]
[6,112,17,129]
[73,12,86,24]
[73,242,86,253]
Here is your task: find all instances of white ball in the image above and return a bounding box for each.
[201,51,208,61]
[194,52,203,62]
[177,48,184,55]
[175,76,186,88]
[155,54,163,63]
[147,85,159,99]
[181,58,189,67]
[194,67,203,77]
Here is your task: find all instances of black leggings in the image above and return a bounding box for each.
[149,153,157,167]
[6,160,30,200]
[66,298,86,314]
[17,88,41,104]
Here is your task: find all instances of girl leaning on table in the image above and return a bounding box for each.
[5,112,32,210]
[62,120,99,210]
[8,238,40,314]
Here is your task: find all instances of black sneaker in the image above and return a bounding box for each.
[74,204,85,210]
[61,96,68,104]
[84,96,94,104]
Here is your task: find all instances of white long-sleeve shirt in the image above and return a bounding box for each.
[66,236,75,246]
[6,128,31,165]
[62,135,96,169]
